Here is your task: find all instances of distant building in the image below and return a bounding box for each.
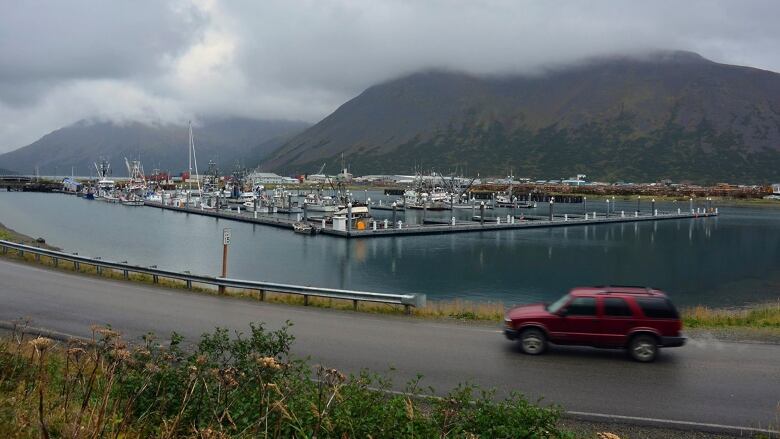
[772,183,780,195]
[562,174,587,186]
[248,172,299,185]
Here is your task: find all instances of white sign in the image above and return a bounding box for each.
[222,228,231,246]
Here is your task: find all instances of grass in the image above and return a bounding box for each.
[0,323,578,438]
[683,301,780,329]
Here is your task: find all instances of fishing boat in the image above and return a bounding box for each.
[494,195,537,208]
[122,199,144,206]
[93,159,116,199]
[304,193,339,213]
[293,222,315,235]
[124,157,147,196]
[403,188,451,210]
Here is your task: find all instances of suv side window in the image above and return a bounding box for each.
[637,298,679,319]
[566,297,597,316]
[603,297,633,317]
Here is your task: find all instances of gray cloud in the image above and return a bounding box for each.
[1,0,779,152]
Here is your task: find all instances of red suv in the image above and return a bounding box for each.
[504,286,686,362]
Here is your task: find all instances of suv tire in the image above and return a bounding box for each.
[519,328,547,355]
[629,334,658,362]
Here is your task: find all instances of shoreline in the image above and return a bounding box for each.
[1,221,778,343]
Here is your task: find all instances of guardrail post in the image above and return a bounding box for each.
[96,265,102,275]
[53,257,58,267]
[353,299,358,311]
[404,304,411,315]
[259,289,265,301]
[123,269,129,280]
[304,295,309,306]
[35,253,40,262]
[74,261,79,271]
[18,248,24,257]
[1,245,6,255]
[153,274,159,284]
[186,279,192,289]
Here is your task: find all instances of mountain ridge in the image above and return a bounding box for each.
[264,51,780,183]
[0,117,310,176]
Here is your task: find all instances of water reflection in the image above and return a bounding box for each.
[0,192,779,307]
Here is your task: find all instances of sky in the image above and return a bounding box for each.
[1,0,779,153]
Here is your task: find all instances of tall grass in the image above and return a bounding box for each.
[682,301,780,329]
[0,322,573,438]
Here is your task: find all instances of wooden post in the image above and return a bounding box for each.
[220,228,231,295]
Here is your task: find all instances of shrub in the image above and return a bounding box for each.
[0,321,572,438]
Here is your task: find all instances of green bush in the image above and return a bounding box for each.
[0,321,571,438]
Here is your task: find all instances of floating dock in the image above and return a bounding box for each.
[144,201,717,239]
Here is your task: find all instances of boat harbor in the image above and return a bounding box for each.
[142,198,718,238]
[30,122,721,239]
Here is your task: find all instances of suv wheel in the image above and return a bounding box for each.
[629,334,658,362]
[519,328,547,355]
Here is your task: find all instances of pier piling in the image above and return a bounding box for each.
[549,198,554,221]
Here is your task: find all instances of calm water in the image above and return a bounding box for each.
[1,191,779,307]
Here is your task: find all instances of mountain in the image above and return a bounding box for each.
[265,51,780,183]
[0,117,310,176]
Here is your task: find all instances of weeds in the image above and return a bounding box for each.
[0,322,572,438]
[682,301,780,329]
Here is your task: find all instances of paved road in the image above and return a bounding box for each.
[1,259,778,432]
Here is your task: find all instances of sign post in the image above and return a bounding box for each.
[220,228,231,294]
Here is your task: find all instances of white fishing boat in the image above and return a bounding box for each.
[293,222,315,235]
[121,198,144,206]
[144,192,163,203]
[303,194,338,213]
[94,159,116,199]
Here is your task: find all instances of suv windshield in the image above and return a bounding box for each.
[546,294,570,314]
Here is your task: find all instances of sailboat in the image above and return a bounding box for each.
[178,121,203,208]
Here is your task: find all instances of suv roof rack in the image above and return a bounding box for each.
[593,285,658,295]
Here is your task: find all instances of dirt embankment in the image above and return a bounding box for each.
[0,222,59,250]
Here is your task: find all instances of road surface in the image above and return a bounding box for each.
[0,258,778,433]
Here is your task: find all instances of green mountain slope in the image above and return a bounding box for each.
[265,51,780,183]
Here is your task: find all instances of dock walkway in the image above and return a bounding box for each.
[144,201,717,239]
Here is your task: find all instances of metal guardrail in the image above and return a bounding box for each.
[0,240,426,313]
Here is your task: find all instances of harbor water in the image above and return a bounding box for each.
[1,191,779,307]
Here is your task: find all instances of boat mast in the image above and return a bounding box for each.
[188,121,202,196]
[188,121,193,193]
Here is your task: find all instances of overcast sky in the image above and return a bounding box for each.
[1,0,779,153]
